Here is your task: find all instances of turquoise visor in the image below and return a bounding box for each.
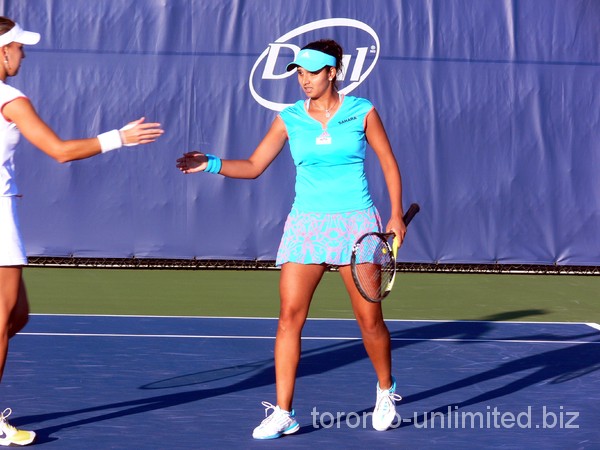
[286,49,337,72]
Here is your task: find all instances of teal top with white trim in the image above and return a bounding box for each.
[279,95,375,213]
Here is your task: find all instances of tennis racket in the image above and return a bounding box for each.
[351,203,420,303]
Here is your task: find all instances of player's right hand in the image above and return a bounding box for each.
[176,151,208,174]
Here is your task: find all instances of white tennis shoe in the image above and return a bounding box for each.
[252,401,299,439]
[0,408,35,447]
[372,377,402,431]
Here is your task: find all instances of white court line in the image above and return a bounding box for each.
[17,332,600,345]
[21,314,600,344]
[587,322,600,331]
[28,313,600,328]
[19,332,278,340]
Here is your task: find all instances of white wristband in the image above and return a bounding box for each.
[98,129,123,153]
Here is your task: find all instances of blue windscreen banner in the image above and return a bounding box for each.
[2,1,599,265]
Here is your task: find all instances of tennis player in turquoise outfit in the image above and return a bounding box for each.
[177,39,407,439]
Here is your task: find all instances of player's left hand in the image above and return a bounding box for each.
[386,216,407,247]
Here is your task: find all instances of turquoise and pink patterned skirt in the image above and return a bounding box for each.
[276,205,383,266]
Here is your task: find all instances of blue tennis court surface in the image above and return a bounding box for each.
[4,315,600,449]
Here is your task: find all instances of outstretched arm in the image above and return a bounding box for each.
[365,108,407,245]
[3,97,163,163]
[176,116,288,179]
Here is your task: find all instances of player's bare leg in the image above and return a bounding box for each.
[0,267,28,379]
[0,267,35,446]
[339,265,392,389]
[275,263,326,411]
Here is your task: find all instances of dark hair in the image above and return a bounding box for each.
[301,39,343,88]
[0,17,16,37]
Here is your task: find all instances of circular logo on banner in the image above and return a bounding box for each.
[249,18,381,111]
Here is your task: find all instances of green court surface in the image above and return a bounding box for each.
[22,267,600,323]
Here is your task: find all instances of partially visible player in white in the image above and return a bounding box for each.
[0,16,163,446]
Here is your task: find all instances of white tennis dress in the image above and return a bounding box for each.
[0,80,28,266]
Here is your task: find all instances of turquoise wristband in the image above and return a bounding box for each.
[205,154,222,174]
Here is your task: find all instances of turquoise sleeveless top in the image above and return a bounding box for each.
[279,95,374,213]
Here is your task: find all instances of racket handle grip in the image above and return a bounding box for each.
[403,203,420,226]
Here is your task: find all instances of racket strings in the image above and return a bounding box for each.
[354,235,395,299]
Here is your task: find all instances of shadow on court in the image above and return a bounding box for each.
[320,339,600,429]
[13,309,600,446]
